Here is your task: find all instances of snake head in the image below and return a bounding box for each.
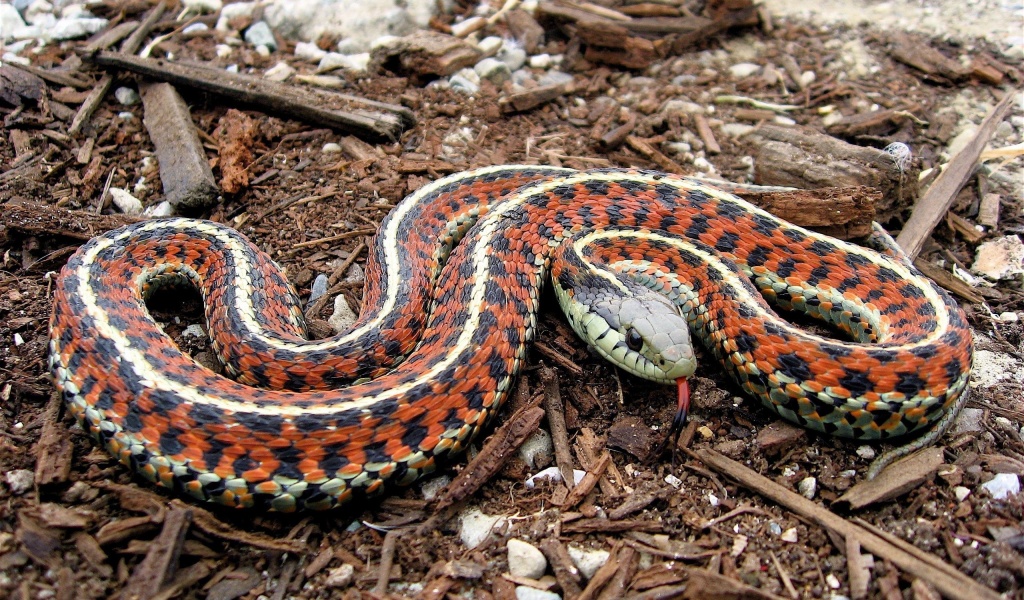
[555,275,697,385]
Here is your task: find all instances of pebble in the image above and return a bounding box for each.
[145,201,174,217]
[567,544,609,579]
[418,474,450,501]
[719,123,755,138]
[475,57,511,85]
[109,188,142,215]
[498,45,527,71]
[114,87,140,105]
[855,445,876,459]
[182,22,210,36]
[981,473,1021,499]
[519,429,553,469]
[5,469,34,495]
[181,324,206,342]
[322,142,342,154]
[515,587,560,600]
[661,99,705,115]
[780,527,798,543]
[183,0,223,13]
[244,21,277,51]
[294,41,327,62]
[477,35,503,56]
[529,53,552,69]
[525,466,585,489]
[797,476,817,499]
[318,52,370,73]
[264,61,295,81]
[458,508,505,549]
[507,539,547,579]
[954,486,971,501]
[325,564,355,588]
[449,72,480,95]
[537,70,573,87]
[729,62,761,78]
[215,44,233,58]
[51,17,108,40]
[972,235,1024,280]
[0,4,26,40]
[328,295,357,333]
[216,1,257,31]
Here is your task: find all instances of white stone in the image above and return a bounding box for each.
[780,527,799,543]
[318,52,370,73]
[525,466,585,489]
[981,473,1020,500]
[719,123,756,137]
[729,62,761,78]
[216,1,257,31]
[263,0,444,55]
[448,73,479,94]
[998,312,1019,322]
[322,142,342,154]
[13,333,23,346]
[507,539,547,579]
[4,469,34,495]
[145,201,175,217]
[114,86,140,105]
[537,70,572,87]
[797,477,817,499]
[109,188,142,215]
[0,4,27,41]
[498,46,527,71]
[244,21,277,51]
[799,70,816,86]
[450,15,486,37]
[529,53,552,69]
[951,407,985,435]
[954,486,971,501]
[183,0,223,13]
[515,587,560,600]
[328,295,358,333]
[50,17,108,40]
[294,41,327,62]
[459,508,505,549]
[182,22,209,36]
[215,44,233,58]
[567,544,609,580]
[264,61,295,81]
[181,324,206,342]
[475,57,511,85]
[519,429,552,469]
[419,474,451,501]
[972,235,1024,280]
[255,45,271,57]
[661,99,705,115]
[325,563,355,587]
[477,35,503,56]
[855,445,876,459]
[24,0,53,25]
[2,52,30,65]
[971,349,1024,388]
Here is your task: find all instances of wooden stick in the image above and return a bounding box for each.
[541,367,577,491]
[694,448,1002,600]
[896,91,1017,259]
[89,52,414,141]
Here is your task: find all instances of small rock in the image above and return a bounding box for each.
[515,587,560,600]
[450,15,486,38]
[537,70,573,86]
[51,17,108,40]
[719,123,755,137]
[181,324,206,342]
[664,473,683,489]
[318,52,370,73]
[498,46,527,71]
[519,429,553,469]
[322,142,342,154]
[477,35,503,56]
[325,563,355,588]
[729,62,761,78]
[981,473,1020,499]
[856,445,876,460]
[114,87,140,106]
[972,235,1024,280]
[799,70,816,86]
[145,201,175,217]
[951,407,985,434]
[507,539,547,579]
[294,41,327,62]
[797,477,817,499]
[5,469,34,495]
[529,53,552,69]
[215,44,233,58]
[264,61,295,81]
[755,420,806,455]
[567,544,609,580]
[182,22,210,36]
[0,4,26,41]
[109,188,142,215]
[183,0,223,13]
[714,439,746,459]
[243,21,277,51]
[826,573,841,589]
[216,1,256,31]
[459,508,505,549]
[448,73,480,94]
[780,527,798,543]
[525,466,585,489]
[475,57,511,85]
[954,486,971,501]
[328,295,357,333]
[419,474,451,501]
[661,99,705,115]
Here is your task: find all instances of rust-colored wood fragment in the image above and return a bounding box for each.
[500,82,575,113]
[35,396,73,487]
[214,109,256,195]
[561,453,610,509]
[887,35,970,81]
[735,186,877,240]
[540,538,583,599]
[119,506,192,600]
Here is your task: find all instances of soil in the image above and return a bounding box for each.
[1,2,1023,599]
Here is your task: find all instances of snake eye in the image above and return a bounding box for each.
[625,328,643,351]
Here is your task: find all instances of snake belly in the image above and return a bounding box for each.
[48,168,974,511]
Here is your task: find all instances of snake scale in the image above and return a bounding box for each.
[49,166,974,511]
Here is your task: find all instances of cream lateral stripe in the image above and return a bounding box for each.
[73,173,578,416]
[573,228,951,347]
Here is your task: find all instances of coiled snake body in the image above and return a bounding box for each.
[49,167,973,511]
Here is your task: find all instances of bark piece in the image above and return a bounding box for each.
[834,447,944,510]
[371,31,482,81]
[887,34,970,82]
[91,51,413,141]
[140,82,220,211]
[736,186,877,239]
[745,125,916,221]
[500,82,575,113]
[213,109,257,195]
[895,91,1016,259]
[504,10,546,53]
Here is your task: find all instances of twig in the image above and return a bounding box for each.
[896,90,1017,259]
[541,367,576,491]
[373,529,407,595]
[769,551,800,599]
[694,448,1002,600]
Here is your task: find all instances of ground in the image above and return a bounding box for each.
[0,2,1023,599]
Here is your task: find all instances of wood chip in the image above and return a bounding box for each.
[834,447,944,510]
[119,507,192,600]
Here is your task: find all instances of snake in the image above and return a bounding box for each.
[48,166,974,512]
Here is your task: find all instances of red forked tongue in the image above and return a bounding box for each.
[649,377,690,463]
